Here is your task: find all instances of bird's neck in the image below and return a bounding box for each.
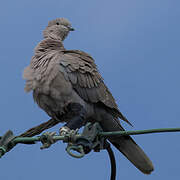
[46,33,64,41]
[31,38,65,70]
[35,38,65,54]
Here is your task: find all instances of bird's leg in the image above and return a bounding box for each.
[60,103,87,136]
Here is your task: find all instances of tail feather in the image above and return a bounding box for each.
[110,136,154,174]
[100,118,154,174]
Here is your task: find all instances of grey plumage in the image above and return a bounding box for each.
[23,18,154,174]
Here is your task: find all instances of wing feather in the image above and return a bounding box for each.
[59,50,131,125]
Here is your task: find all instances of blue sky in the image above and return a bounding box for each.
[0,0,180,179]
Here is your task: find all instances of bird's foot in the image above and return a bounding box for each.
[59,126,71,136]
[59,126,79,143]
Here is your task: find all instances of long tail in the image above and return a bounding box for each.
[100,118,154,174]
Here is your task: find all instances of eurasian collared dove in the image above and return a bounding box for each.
[23,18,154,174]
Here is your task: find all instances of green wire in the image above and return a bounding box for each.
[1,128,180,144]
[99,128,180,137]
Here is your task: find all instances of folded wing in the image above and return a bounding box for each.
[59,50,131,125]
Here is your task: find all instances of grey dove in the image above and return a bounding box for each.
[23,18,154,174]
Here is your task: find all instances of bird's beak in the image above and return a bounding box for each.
[69,27,75,31]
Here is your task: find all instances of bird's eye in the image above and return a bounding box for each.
[56,22,60,25]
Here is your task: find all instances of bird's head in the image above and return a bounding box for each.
[43,18,74,41]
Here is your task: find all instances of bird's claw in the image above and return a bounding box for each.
[59,126,79,143]
[59,126,71,136]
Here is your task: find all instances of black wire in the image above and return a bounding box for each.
[105,141,116,180]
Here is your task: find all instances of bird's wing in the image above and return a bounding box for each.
[59,50,131,125]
